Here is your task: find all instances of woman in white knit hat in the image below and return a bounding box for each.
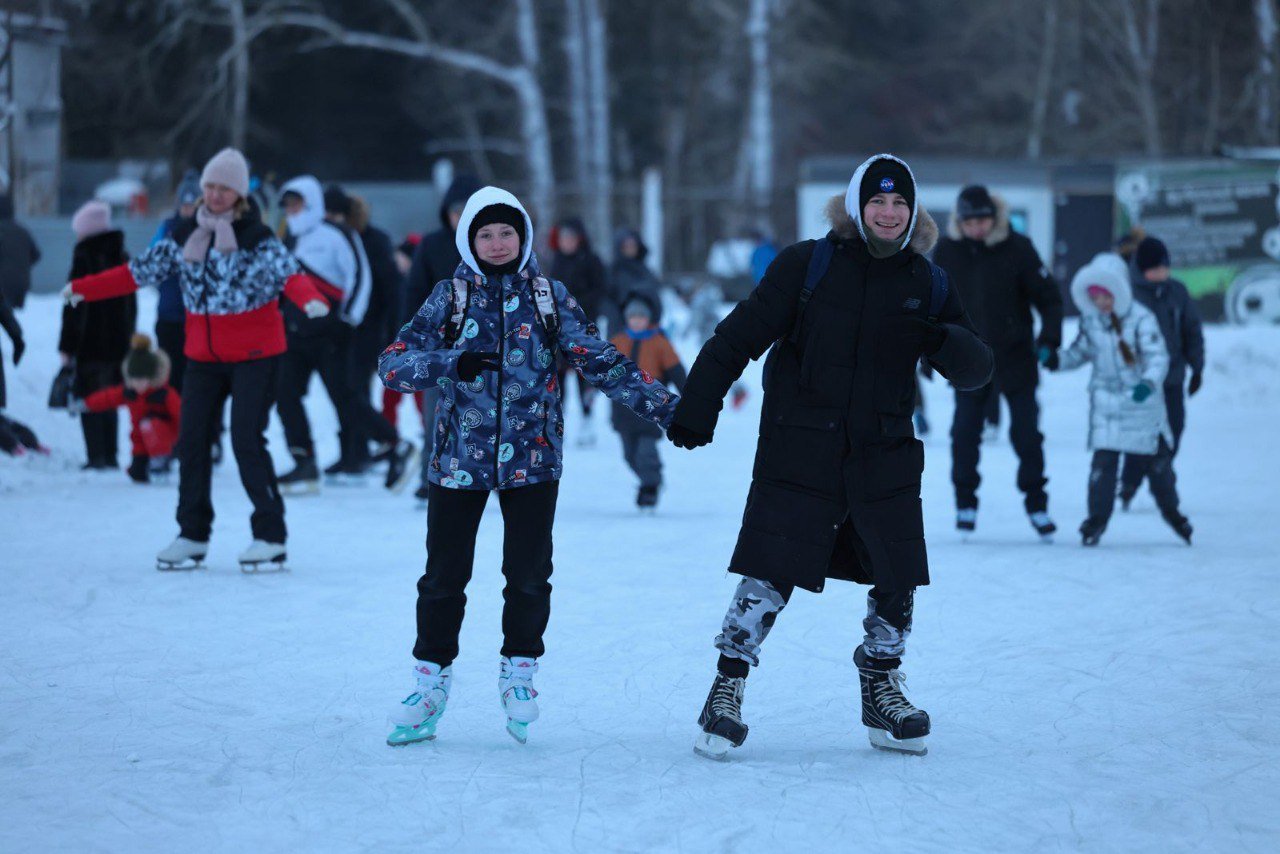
[59,199,135,470]
[64,148,331,571]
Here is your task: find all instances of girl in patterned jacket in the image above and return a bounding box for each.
[63,148,330,571]
[379,186,678,746]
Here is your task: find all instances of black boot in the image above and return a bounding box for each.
[694,672,748,760]
[637,485,658,509]
[279,448,320,495]
[1162,511,1193,545]
[382,439,419,492]
[854,644,929,755]
[1080,517,1106,546]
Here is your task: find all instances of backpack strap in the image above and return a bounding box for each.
[530,276,561,353]
[441,277,472,348]
[926,260,950,322]
[788,237,834,345]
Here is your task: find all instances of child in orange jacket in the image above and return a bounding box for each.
[79,334,181,483]
[608,291,686,510]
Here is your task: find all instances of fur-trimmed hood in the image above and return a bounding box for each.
[824,193,938,255]
[1070,252,1133,318]
[947,192,1011,246]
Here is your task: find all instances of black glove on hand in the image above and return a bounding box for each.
[883,315,947,357]
[1188,372,1203,397]
[12,337,23,366]
[667,422,713,450]
[145,388,169,405]
[123,387,138,402]
[457,350,501,382]
[127,455,151,483]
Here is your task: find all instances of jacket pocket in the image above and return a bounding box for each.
[758,407,844,496]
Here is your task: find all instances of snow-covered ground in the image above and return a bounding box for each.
[2,290,1278,853]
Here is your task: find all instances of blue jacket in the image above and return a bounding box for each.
[379,186,678,491]
[151,217,186,322]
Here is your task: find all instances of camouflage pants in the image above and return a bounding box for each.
[715,577,915,666]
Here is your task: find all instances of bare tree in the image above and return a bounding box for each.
[1256,0,1279,144]
[227,0,250,150]
[584,0,612,249]
[264,0,557,223]
[734,0,775,231]
[1027,0,1060,159]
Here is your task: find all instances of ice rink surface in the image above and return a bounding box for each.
[2,291,1277,852]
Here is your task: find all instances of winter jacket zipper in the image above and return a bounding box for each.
[494,275,506,488]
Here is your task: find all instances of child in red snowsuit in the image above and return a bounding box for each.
[81,334,181,483]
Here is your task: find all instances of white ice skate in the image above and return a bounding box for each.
[1029,511,1057,544]
[956,508,977,542]
[387,661,452,746]
[498,656,539,744]
[156,537,208,571]
[238,540,287,573]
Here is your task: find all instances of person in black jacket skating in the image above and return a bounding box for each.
[59,201,136,470]
[550,218,608,446]
[668,154,993,760]
[932,185,1063,539]
[0,194,41,310]
[1119,236,1205,509]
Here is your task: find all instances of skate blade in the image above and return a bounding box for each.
[240,558,288,574]
[280,482,320,496]
[1038,533,1055,544]
[157,559,205,572]
[387,723,437,746]
[506,720,529,744]
[867,727,927,755]
[693,732,733,761]
[325,474,369,487]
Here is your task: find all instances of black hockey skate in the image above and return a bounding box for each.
[637,485,658,512]
[1080,518,1105,547]
[854,645,929,755]
[694,673,748,761]
[382,440,420,493]
[280,450,320,495]
[1162,511,1193,545]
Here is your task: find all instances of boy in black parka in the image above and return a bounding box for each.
[668,154,993,760]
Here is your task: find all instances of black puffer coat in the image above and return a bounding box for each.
[58,230,135,364]
[673,191,993,594]
[931,194,1062,392]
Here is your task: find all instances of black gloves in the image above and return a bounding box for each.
[145,388,169,405]
[1038,346,1060,371]
[883,315,947,357]
[11,337,23,366]
[457,350,501,382]
[667,423,713,449]
[128,455,151,483]
[1188,372,1202,397]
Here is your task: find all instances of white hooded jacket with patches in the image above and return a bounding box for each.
[280,175,371,326]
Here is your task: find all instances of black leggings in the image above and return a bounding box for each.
[413,481,559,666]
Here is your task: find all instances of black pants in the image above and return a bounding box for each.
[952,381,1048,513]
[1087,439,1180,530]
[154,319,187,393]
[177,357,285,543]
[75,361,121,467]
[414,481,559,666]
[1120,385,1186,499]
[557,363,596,416]
[276,326,397,460]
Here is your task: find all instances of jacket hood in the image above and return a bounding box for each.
[824,193,938,255]
[455,186,535,277]
[280,175,325,235]
[843,153,921,253]
[439,174,484,231]
[946,192,1011,246]
[613,227,649,261]
[553,217,592,253]
[1071,252,1133,318]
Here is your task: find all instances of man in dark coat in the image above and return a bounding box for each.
[400,175,483,500]
[550,217,609,445]
[1119,236,1205,508]
[932,185,1063,538]
[667,154,993,760]
[607,228,663,332]
[0,195,41,310]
